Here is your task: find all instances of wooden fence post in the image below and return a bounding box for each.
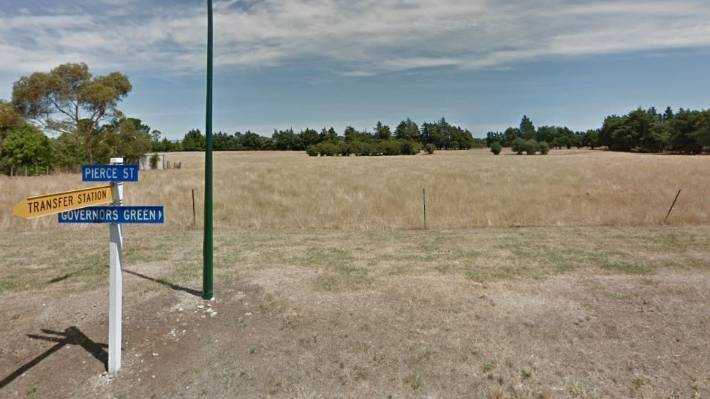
[422,188,427,230]
[664,189,682,224]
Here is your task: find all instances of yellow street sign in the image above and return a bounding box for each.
[12,185,113,219]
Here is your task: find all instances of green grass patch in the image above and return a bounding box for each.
[304,247,372,291]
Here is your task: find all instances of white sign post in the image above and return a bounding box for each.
[14,157,165,376]
[108,157,124,374]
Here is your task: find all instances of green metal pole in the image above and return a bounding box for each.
[203,0,214,300]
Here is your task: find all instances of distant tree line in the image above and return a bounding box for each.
[157,118,486,156]
[486,115,600,151]
[600,107,710,153]
[0,63,151,175]
[487,108,710,154]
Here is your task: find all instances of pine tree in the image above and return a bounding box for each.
[519,115,536,140]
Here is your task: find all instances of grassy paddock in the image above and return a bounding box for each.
[1,149,709,231]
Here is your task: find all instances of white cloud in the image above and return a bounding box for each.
[0,0,709,76]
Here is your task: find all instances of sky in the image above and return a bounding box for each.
[0,0,709,139]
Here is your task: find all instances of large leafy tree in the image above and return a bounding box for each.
[12,63,131,162]
[395,118,420,141]
[668,109,703,153]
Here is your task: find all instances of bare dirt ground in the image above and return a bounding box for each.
[1,226,709,398]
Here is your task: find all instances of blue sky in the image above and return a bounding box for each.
[1,0,709,138]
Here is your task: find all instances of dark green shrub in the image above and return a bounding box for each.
[424,143,436,154]
[336,141,350,156]
[0,125,53,172]
[360,142,375,156]
[538,141,550,155]
[525,140,538,155]
[511,138,527,155]
[381,140,402,155]
[318,142,337,156]
[400,140,422,155]
[348,140,364,156]
[306,145,319,156]
[490,142,502,155]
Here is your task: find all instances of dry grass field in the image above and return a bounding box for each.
[1,149,709,231]
[1,149,709,398]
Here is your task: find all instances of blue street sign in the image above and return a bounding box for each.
[58,206,164,224]
[82,164,139,182]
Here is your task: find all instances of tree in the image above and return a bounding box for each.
[374,121,392,140]
[12,63,131,163]
[662,106,674,121]
[419,118,474,149]
[273,128,303,150]
[182,129,205,151]
[299,128,321,147]
[627,108,662,152]
[599,108,668,152]
[240,131,271,150]
[320,127,338,142]
[53,131,86,169]
[583,129,600,149]
[503,127,521,145]
[151,129,162,143]
[520,115,535,140]
[0,100,25,131]
[127,118,150,134]
[599,115,626,150]
[536,126,557,144]
[395,118,420,141]
[486,131,505,147]
[695,110,710,149]
[0,125,53,173]
[100,118,152,163]
[668,109,703,153]
[0,100,26,155]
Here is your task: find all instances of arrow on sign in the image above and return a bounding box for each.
[12,185,113,219]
